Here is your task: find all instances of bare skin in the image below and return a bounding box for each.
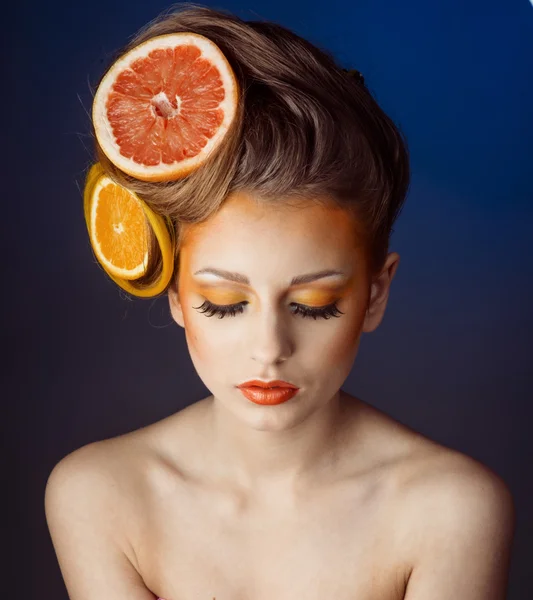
[45,390,514,600]
[124,390,420,599]
[45,192,515,599]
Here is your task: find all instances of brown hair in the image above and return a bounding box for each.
[91,2,411,292]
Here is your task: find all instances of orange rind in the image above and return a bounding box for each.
[83,163,175,297]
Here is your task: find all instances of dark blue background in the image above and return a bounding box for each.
[6,0,532,597]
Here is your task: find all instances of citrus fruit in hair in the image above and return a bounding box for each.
[83,163,175,298]
[92,32,239,182]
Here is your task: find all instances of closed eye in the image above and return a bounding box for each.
[193,299,344,320]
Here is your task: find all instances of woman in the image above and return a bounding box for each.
[45,4,515,599]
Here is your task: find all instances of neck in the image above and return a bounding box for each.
[204,388,354,499]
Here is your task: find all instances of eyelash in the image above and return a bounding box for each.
[193,299,344,320]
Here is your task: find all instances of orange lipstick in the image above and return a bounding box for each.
[236,379,300,405]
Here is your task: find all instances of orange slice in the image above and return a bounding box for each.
[92,32,239,182]
[83,163,175,297]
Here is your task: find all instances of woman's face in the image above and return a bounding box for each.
[168,191,397,430]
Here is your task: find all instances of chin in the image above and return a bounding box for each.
[232,390,322,432]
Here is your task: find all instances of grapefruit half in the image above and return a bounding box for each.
[92,32,239,182]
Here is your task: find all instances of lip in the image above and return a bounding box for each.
[237,385,300,406]
[237,379,299,389]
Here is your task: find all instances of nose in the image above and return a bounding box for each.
[250,307,293,366]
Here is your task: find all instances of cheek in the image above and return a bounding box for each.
[182,317,203,362]
[319,302,366,366]
[178,278,208,363]
[182,308,230,367]
[322,324,359,363]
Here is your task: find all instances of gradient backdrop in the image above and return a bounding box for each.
[5,0,533,597]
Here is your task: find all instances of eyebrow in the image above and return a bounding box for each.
[193,268,347,286]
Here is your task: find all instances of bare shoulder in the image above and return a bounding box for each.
[351,397,516,597]
[46,429,147,493]
[398,440,515,536]
[351,395,515,514]
[397,446,516,598]
[359,397,515,530]
[44,423,168,560]
[45,402,200,527]
[365,405,516,598]
[44,435,166,598]
[45,437,138,537]
[45,416,180,501]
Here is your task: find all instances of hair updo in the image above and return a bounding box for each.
[91,2,410,293]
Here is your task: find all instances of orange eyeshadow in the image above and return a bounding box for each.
[291,291,338,306]
[199,289,248,304]
[194,279,352,304]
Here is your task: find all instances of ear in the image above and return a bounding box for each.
[167,279,185,329]
[362,252,400,333]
